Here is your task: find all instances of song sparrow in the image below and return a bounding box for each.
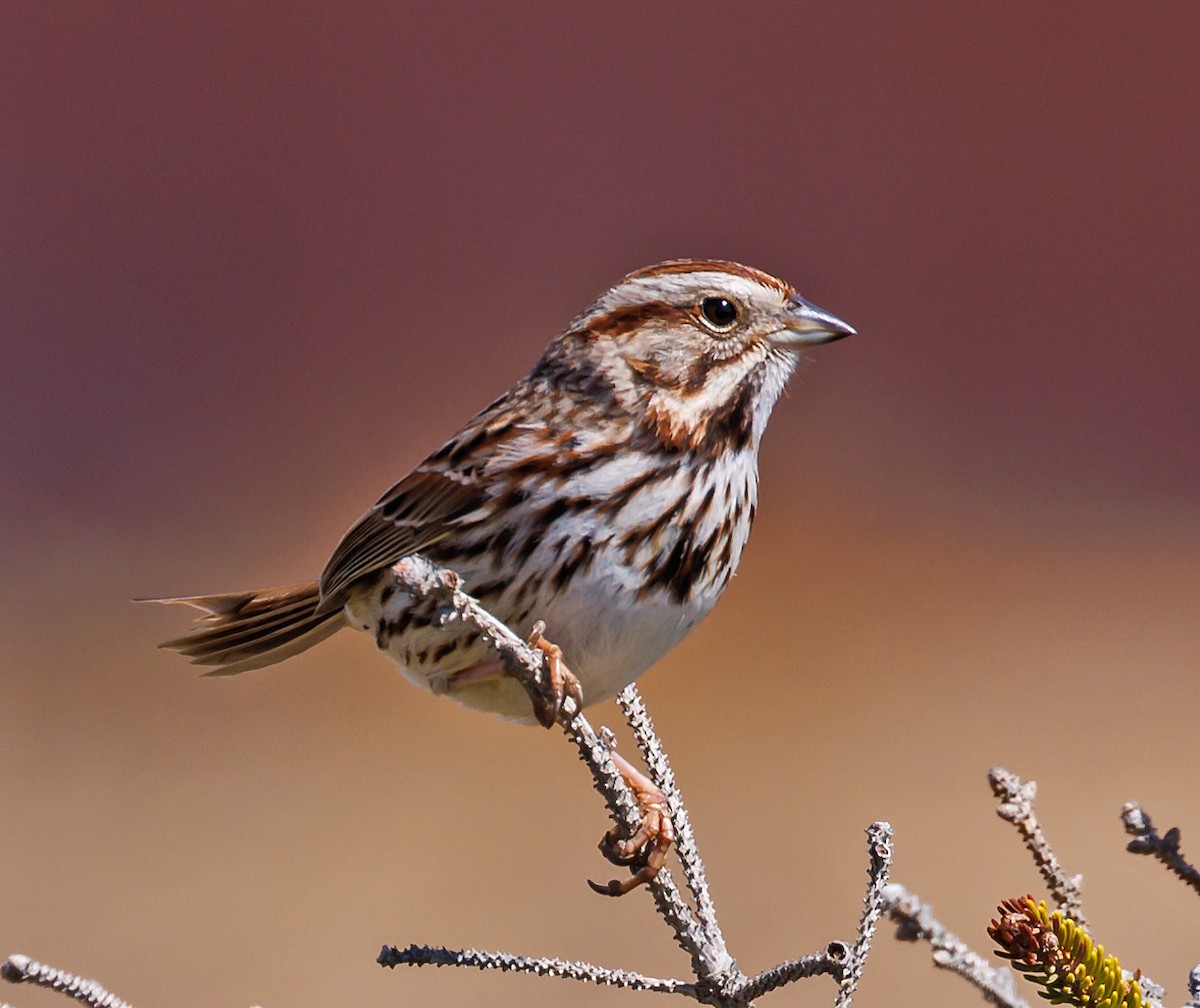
[154,260,853,725]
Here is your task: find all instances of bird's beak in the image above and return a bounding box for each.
[776,293,856,346]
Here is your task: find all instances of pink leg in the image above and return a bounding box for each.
[588,747,675,897]
[444,627,583,729]
[444,658,505,690]
[525,627,584,728]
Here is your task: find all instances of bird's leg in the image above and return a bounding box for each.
[588,743,675,897]
[523,621,584,728]
[442,621,582,729]
[441,658,505,691]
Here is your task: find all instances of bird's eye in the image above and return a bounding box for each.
[699,296,740,332]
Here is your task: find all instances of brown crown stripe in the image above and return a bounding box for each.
[624,259,792,295]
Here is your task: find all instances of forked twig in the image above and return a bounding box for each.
[380,556,860,1005]
[388,557,714,974]
[8,556,872,1007]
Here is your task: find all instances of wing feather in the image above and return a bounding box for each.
[316,468,486,610]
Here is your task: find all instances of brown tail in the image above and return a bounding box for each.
[145,581,345,675]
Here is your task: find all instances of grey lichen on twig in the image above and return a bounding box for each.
[988,767,1086,926]
[1,954,132,1008]
[1120,801,1200,897]
[1185,964,1200,1008]
[882,884,1027,1008]
[616,685,732,978]
[834,821,893,1008]
[377,944,698,997]
[733,945,849,1003]
[562,709,713,976]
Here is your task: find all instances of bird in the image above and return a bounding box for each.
[153,260,853,730]
[152,259,853,894]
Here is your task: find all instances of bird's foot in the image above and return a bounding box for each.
[588,745,675,897]
[524,621,584,728]
[441,622,582,727]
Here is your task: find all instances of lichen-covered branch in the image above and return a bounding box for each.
[835,821,894,1008]
[616,685,733,978]
[1,955,132,1008]
[882,884,1027,1008]
[377,943,697,997]
[732,945,848,1003]
[988,767,1086,926]
[1120,802,1200,898]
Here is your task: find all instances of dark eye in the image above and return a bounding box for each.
[699,296,739,332]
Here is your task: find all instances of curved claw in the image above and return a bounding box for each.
[528,689,558,730]
[588,877,622,896]
[587,860,663,897]
[586,747,676,897]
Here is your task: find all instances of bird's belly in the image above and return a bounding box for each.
[344,554,716,724]
[519,567,708,705]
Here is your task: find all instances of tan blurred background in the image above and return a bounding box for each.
[3,3,1199,1006]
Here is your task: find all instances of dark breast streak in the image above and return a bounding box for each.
[632,461,752,605]
[413,446,755,616]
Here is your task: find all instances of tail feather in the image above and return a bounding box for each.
[159,592,322,655]
[143,581,345,676]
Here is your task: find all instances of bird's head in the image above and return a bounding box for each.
[537,259,855,455]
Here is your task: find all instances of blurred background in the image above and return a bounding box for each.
[3,3,1198,1006]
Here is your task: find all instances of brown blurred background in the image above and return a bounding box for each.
[3,3,1198,1006]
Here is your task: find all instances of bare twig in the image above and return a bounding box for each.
[1,955,132,1008]
[882,884,1027,1008]
[1120,802,1200,897]
[378,944,697,997]
[561,715,714,976]
[835,821,894,1008]
[988,767,1086,926]
[732,945,848,1003]
[617,685,733,977]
